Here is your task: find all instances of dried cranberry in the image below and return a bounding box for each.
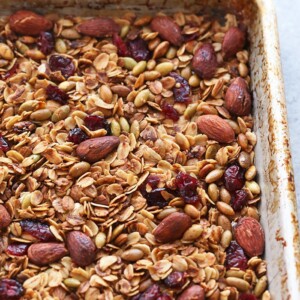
[161,102,179,121]
[164,271,186,288]
[157,295,172,300]
[49,55,75,78]
[170,72,191,103]
[127,37,151,62]
[0,279,24,300]
[68,128,88,144]
[37,32,54,55]
[46,84,69,104]
[145,188,169,208]
[239,294,258,300]
[175,172,199,204]
[6,243,29,256]
[113,33,130,57]
[0,135,9,152]
[84,115,110,132]
[20,219,55,242]
[231,189,248,211]
[2,62,18,80]
[224,164,245,192]
[225,241,248,270]
[145,175,160,189]
[139,284,161,300]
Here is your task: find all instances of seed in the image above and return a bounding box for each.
[238,133,248,150]
[123,57,137,70]
[64,278,81,288]
[245,165,256,181]
[175,132,190,150]
[144,71,161,80]
[254,275,267,297]
[121,248,144,261]
[245,180,260,194]
[220,230,232,248]
[147,59,156,70]
[119,117,130,133]
[69,162,91,178]
[134,89,150,108]
[166,46,177,59]
[0,43,14,60]
[189,74,200,87]
[216,202,235,216]
[220,187,231,204]
[51,105,70,122]
[217,215,232,231]
[205,169,224,183]
[30,109,52,121]
[226,277,250,292]
[155,62,174,76]
[61,28,81,39]
[208,183,219,202]
[16,40,29,54]
[225,269,245,278]
[182,224,203,241]
[130,120,140,138]
[55,39,67,53]
[132,60,147,76]
[184,204,200,219]
[95,232,106,249]
[238,62,249,77]
[111,119,121,136]
[153,41,170,59]
[238,151,251,169]
[184,103,197,119]
[99,85,113,103]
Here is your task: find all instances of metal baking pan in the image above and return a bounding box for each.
[1,0,299,299]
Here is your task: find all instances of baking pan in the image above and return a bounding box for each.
[1,0,299,299]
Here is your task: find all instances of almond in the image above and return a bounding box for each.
[222,27,246,59]
[66,231,96,267]
[178,285,205,300]
[28,243,68,266]
[0,205,11,229]
[77,17,120,38]
[225,77,252,116]
[153,212,192,243]
[235,217,265,257]
[151,16,183,46]
[196,115,235,143]
[76,136,120,163]
[192,43,218,79]
[9,10,53,36]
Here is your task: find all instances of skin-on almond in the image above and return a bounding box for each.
[28,243,68,266]
[177,285,205,300]
[192,43,218,79]
[66,231,96,267]
[225,77,252,116]
[197,115,235,143]
[77,17,120,38]
[222,27,246,59]
[153,212,192,243]
[235,217,265,257]
[76,136,120,163]
[9,10,53,36]
[151,16,183,47]
[0,205,11,229]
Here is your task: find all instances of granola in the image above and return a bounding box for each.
[0,9,270,300]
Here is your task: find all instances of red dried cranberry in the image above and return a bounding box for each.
[46,84,69,104]
[224,164,245,192]
[157,295,172,300]
[6,243,29,256]
[127,37,151,62]
[231,189,248,211]
[84,115,110,132]
[2,62,18,80]
[0,135,9,152]
[225,241,248,270]
[113,34,130,57]
[20,219,55,242]
[49,55,75,78]
[37,32,54,55]
[161,102,179,121]
[175,172,199,204]
[139,284,161,300]
[239,294,258,300]
[164,271,186,288]
[170,72,191,103]
[0,279,24,300]
[68,128,88,144]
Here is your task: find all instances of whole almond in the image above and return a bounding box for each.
[76,136,120,163]
[192,43,218,79]
[178,285,205,300]
[225,77,252,116]
[77,17,120,38]
[222,27,246,59]
[235,217,265,257]
[0,205,11,229]
[151,16,183,46]
[196,115,235,143]
[9,10,53,36]
[66,231,96,267]
[153,212,192,243]
[28,243,68,266]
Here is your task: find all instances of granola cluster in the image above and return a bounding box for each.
[0,9,270,300]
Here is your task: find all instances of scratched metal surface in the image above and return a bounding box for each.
[1,0,299,299]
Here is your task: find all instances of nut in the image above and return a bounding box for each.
[192,43,218,79]
[153,212,192,243]
[151,16,183,46]
[9,10,53,36]
[28,243,68,266]
[222,27,246,59]
[76,136,120,163]
[0,205,11,229]
[177,285,205,300]
[77,17,120,38]
[196,115,235,143]
[66,231,96,267]
[235,217,265,257]
[225,77,251,116]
